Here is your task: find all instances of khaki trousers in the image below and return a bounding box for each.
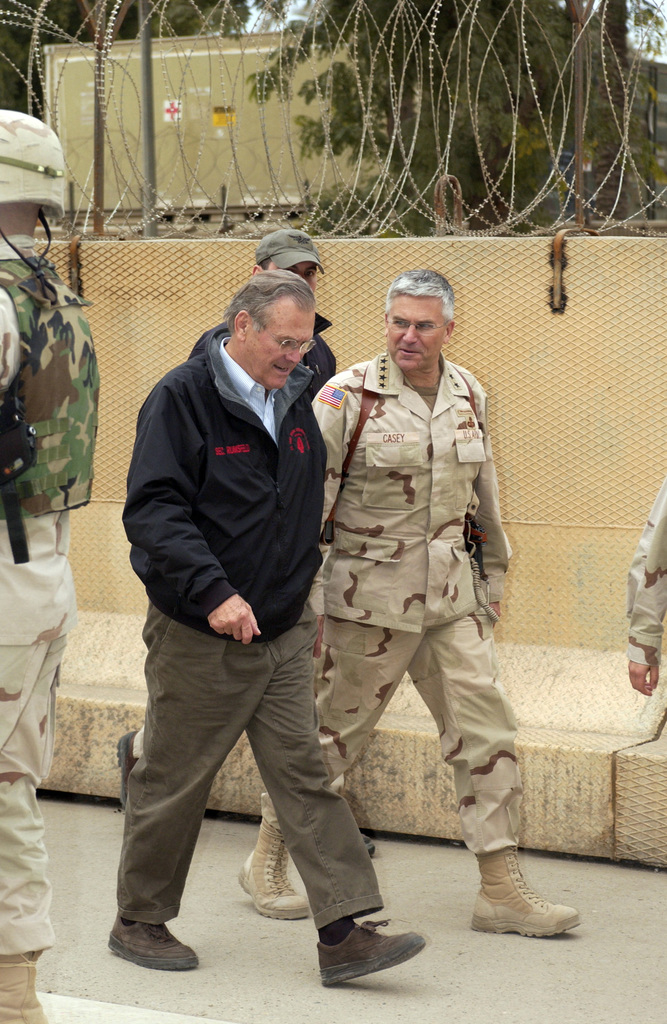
[117,603,382,929]
[0,637,65,955]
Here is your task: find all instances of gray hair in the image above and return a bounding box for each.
[385,269,455,323]
[224,269,315,331]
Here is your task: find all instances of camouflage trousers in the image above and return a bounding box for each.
[318,611,522,853]
[0,637,65,954]
[264,610,522,855]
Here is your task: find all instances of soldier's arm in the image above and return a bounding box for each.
[470,383,510,603]
[312,370,364,527]
[0,290,20,393]
[628,661,659,696]
[627,475,667,615]
[627,504,667,690]
[308,370,363,616]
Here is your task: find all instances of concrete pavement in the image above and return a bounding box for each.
[35,791,667,1024]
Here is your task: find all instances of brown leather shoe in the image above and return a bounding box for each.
[318,919,425,985]
[108,914,198,971]
[117,731,138,811]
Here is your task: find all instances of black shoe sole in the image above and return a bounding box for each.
[108,933,198,971]
[320,933,425,985]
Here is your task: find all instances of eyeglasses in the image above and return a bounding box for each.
[262,328,316,354]
[387,318,448,335]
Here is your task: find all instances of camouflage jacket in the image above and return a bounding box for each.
[312,353,510,632]
[627,474,667,666]
[0,258,99,518]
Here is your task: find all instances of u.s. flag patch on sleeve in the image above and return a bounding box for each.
[318,384,347,409]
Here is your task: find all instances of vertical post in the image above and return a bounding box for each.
[566,1,595,227]
[77,0,134,234]
[647,62,657,221]
[573,10,585,226]
[68,179,76,232]
[93,1,106,235]
[139,0,158,237]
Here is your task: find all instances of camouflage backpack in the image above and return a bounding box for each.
[0,258,99,551]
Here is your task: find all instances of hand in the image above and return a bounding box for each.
[628,660,659,696]
[313,614,324,659]
[208,594,261,644]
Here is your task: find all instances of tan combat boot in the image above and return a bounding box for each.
[473,848,580,937]
[238,819,309,920]
[0,952,48,1024]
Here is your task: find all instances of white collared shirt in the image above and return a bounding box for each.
[219,338,278,441]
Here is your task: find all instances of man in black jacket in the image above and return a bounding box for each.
[117,232,335,807]
[108,271,424,986]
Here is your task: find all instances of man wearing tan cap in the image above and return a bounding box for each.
[185,229,335,398]
[253,229,335,398]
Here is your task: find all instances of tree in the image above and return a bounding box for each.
[257,0,667,233]
[590,0,667,220]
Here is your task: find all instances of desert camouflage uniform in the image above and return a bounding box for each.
[309,352,521,855]
[627,474,667,667]
[0,246,98,954]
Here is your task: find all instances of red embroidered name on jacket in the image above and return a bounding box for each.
[215,444,251,455]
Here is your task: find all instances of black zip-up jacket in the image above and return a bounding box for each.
[123,335,327,641]
[189,312,335,398]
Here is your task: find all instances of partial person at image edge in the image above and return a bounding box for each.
[627,474,667,696]
[0,110,99,1024]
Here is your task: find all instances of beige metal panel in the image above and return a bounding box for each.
[50,236,667,656]
[51,239,258,509]
[316,236,667,529]
[498,523,640,649]
[68,505,146,615]
[615,733,667,866]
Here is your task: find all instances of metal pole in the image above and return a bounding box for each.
[566,1,595,228]
[77,0,134,234]
[139,0,158,237]
[574,14,585,226]
[93,2,106,235]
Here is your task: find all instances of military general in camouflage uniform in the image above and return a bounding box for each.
[0,111,98,1024]
[627,475,667,695]
[242,269,580,938]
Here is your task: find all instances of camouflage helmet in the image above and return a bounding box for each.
[0,110,65,219]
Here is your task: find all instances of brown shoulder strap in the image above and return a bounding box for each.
[461,374,478,420]
[449,364,478,421]
[341,369,374,478]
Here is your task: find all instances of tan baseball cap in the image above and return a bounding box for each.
[255,229,323,272]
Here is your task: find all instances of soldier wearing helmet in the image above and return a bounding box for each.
[0,110,99,1024]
